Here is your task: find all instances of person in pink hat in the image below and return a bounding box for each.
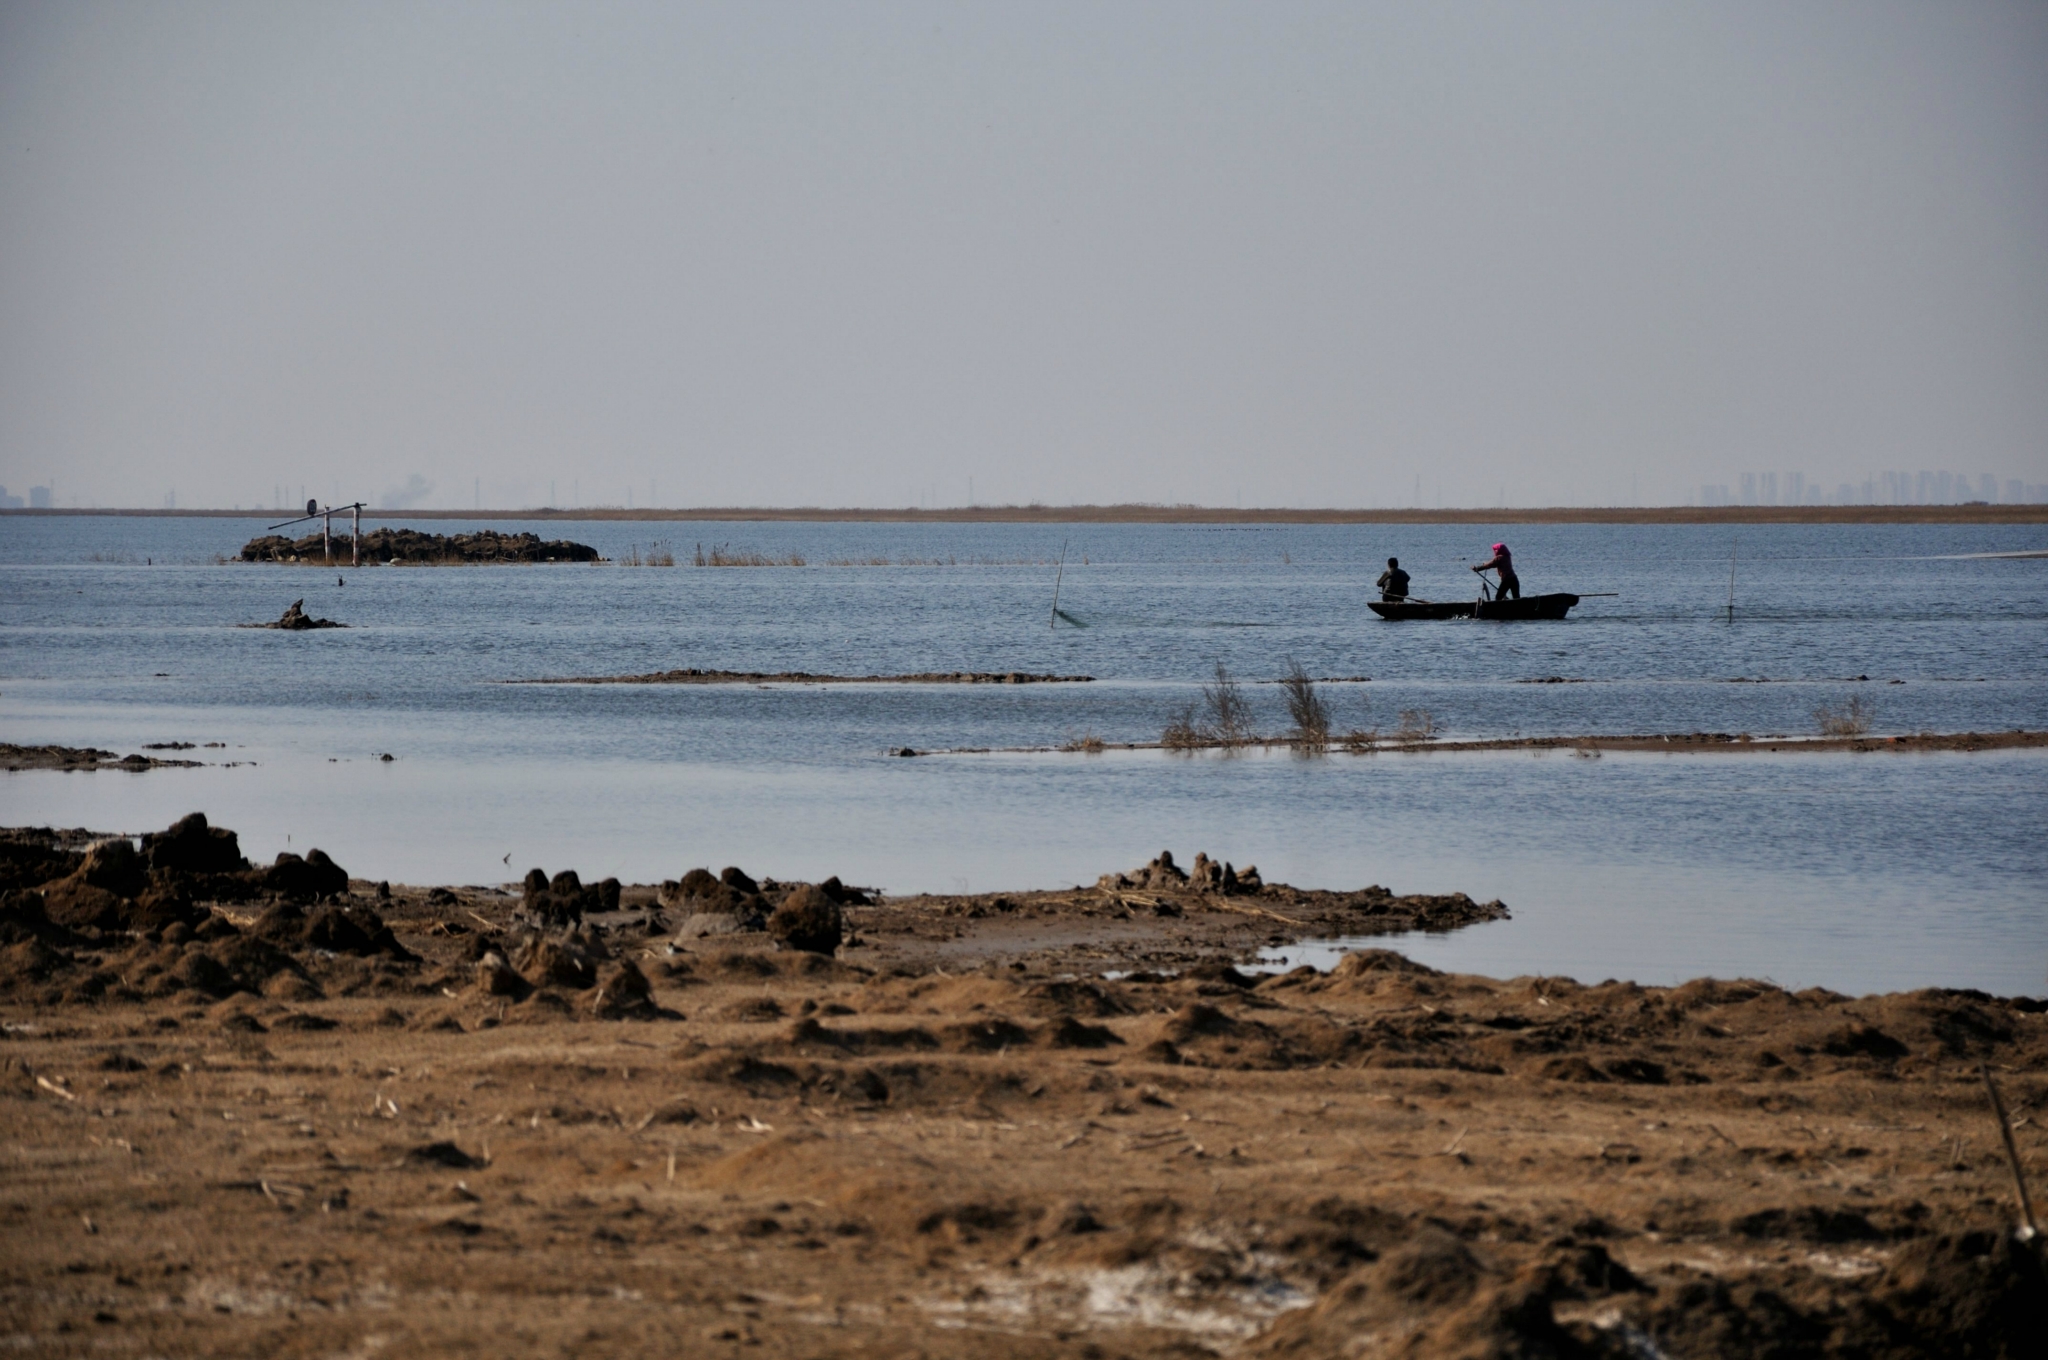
[1471,542,1520,600]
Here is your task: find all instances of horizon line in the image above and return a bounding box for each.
[3,504,2046,525]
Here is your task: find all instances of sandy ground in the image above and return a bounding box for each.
[3,831,2043,1358]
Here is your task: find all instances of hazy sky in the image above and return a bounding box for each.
[3,1,2045,509]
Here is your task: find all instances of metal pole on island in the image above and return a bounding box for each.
[352,504,360,567]
[323,508,331,564]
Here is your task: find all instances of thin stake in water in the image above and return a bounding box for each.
[1725,536,1738,623]
[1048,540,1064,630]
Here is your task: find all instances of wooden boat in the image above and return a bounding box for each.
[1368,592,1580,621]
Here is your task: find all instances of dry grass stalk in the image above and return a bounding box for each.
[1394,708,1439,743]
[1815,695,1874,736]
[622,540,676,567]
[1279,659,1330,751]
[1201,663,1255,745]
[1161,704,1208,749]
[1339,727,1379,753]
[692,542,805,567]
[1061,733,1107,753]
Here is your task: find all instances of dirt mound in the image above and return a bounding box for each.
[518,867,621,928]
[141,812,247,875]
[260,849,349,901]
[0,827,96,891]
[251,900,414,960]
[768,884,842,954]
[511,931,607,990]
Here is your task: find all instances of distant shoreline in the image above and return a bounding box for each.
[5,504,2047,525]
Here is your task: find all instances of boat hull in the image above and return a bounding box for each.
[1369,593,1579,621]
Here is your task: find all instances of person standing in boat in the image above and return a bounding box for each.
[1376,557,1411,602]
[1471,542,1520,600]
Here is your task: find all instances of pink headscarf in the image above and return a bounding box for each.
[1491,543,1508,555]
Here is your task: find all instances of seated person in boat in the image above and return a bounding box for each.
[1471,542,1520,600]
[1376,557,1411,601]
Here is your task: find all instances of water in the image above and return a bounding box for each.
[3,514,2044,997]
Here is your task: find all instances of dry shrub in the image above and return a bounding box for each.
[1161,705,1208,750]
[1201,663,1256,745]
[1280,659,1329,751]
[1339,727,1380,753]
[1815,695,1874,736]
[1061,733,1107,753]
[1393,708,1438,743]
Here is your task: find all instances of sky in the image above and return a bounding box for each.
[2,1,2045,510]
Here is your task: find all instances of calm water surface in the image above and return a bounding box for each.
[3,515,2043,996]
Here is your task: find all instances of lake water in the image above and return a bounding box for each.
[3,514,2044,997]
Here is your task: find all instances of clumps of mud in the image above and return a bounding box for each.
[0,813,414,1006]
[1253,1225,2047,1359]
[658,866,867,953]
[518,867,620,928]
[453,918,675,1021]
[1099,848,1264,894]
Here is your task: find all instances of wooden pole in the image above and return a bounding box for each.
[352,504,360,567]
[323,509,331,564]
[1049,538,1068,629]
[1726,536,1737,623]
[1983,1064,2040,1238]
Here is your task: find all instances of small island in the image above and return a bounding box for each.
[238,526,600,565]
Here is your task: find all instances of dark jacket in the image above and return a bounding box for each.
[1376,567,1411,598]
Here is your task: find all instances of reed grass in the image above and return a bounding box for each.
[693,542,806,567]
[1339,727,1380,753]
[1393,708,1439,743]
[1815,695,1875,736]
[621,540,677,567]
[1161,704,1208,750]
[1279,659,1329,751]
[1201,663,1256,745]
[1060,733,1108,753]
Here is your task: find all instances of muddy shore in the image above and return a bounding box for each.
[914,729,2048,758]
[2,819,2041,1357]
[513,669,1097,686]
[0,745,206,773]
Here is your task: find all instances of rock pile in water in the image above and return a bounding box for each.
[245,599,346,630]
[238,527,599,565]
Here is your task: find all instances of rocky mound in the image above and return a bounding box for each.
[241,599,345,630]
[658,867,868,950]
[238,527,599,565]
[518,867,621,928]
[1099,848,1264,894]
